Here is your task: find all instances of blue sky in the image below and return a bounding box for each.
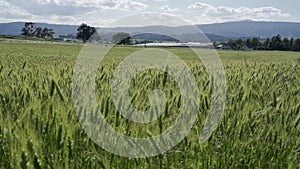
[0,0,299,26]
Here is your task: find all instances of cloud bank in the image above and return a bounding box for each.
[0,0,293,26]
[188,2,290,23]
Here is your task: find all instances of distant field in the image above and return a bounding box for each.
[0,42,299,168]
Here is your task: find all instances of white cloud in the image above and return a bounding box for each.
[142,0,168,2]
[103,0,147,11]
[0,1,32,17]
[105,13,186,27]
[32,0,148,11]
[0,0,294,27]
[0,0,116,26]
[0,0,148,26]
[160,5,178,12]
[188,2,290,23]
[188,2,215,12]
[35,0,52,5]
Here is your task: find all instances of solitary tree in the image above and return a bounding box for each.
[112,32,131,45]
[76,23,97,42]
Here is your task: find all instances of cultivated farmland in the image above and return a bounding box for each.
[0,42,299,168]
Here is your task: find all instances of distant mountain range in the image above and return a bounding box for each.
[197,20,300,38]
[1,20,300,42]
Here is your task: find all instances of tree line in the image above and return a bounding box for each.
[21,22,300,50]
[21,22,55,39]
[21,22,98,42]
[218,34,300,51]
[21,22,131,44]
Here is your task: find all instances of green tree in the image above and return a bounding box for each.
[281,38,290,51]
[21,22,55,39]
[227,39,234,48]
[235,39,244,49]
[271,34,282,50]
[263,38,271,50]
[251,37,261,50]
[76,23,97,42]
[21,22,35,37]
[227,39,242,50]
[289,38,294,51]
[41,28,55,39]
[32,27,55,39]
[112,32,131,45]
[293,38,300,51]
[245,38,252,48]
[33,27,43,38]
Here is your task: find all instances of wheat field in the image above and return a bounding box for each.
[0,42,299,168]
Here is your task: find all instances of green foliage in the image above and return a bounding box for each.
[0,42,299,168]
[293,39,300,51]
[222,34,300,51]
[76,23,98,42]
[21,22,35,37]
[21,22,55,39]
[33,27,55,39]
[0,35,46,41]
[112,32,131,45]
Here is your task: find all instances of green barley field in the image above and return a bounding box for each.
[0,42,299,168]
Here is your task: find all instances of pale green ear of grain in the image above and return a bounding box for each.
[0,42,299,168]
